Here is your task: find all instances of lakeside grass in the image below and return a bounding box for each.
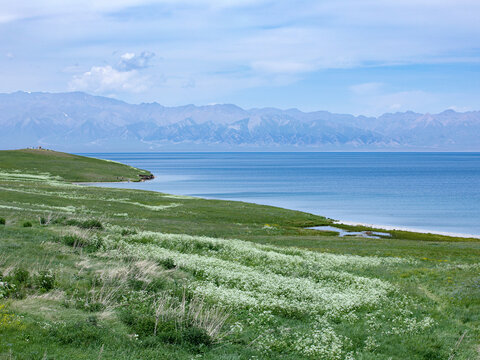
[0,149,152,182]
[0,149,479,359]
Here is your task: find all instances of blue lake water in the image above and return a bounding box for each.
[80,152,480,236]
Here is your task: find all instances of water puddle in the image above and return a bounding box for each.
[307,225,391,239]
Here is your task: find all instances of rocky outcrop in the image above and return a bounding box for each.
[139,174,154,181]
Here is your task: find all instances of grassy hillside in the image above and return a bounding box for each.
[0,149,152,182]
[0,152,479,359]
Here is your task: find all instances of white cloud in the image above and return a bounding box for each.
[121,53,135,60]
[0,0,271,23]
[118,51,155,71]
[69,65,148,94]
[0,1,152,23]
[68,51,155,94]
[2,0,480,111]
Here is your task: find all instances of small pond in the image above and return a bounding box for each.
[307,225,391,239]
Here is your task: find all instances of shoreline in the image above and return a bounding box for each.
[81,179,480,240]
[73,175,155,186]
[335,220,480,239]
[74,180,135,185]
[73,167,480,240]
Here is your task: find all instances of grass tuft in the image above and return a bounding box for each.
[22,221,32,228]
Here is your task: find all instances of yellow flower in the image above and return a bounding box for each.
[0,305,25,330]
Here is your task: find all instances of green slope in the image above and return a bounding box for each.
[0,149,152,182]
[0,152,479,359]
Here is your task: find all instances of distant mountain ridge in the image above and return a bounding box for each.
[1,91,479,151]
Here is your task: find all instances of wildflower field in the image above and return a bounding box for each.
[0,150,479,359]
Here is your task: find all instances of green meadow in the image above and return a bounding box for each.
[0,149,479,359]
[0,149,152,182]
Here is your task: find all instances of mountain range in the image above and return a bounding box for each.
[1,91,479,151]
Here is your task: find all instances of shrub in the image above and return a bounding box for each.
[12,268,29,284]
[11,288,27,300]
[0,218,5,225]
[155,321,182,344]
[130,236,155,245]
[65,219,103,230]
[52,216,67,224]
[119,307,156,337]
[70,298,105,313]
[119,293,217,349]
[62,233,103,252]
[121,228,137,236]
[65,219,81,227]
[0,281,16,299]
[182,326,212,347]
[22,221,32,228]
[62,234,80,247]
[39,217,47,225]
[39,214,56,225]
[145,277,169,293]
[86,315,98,327]
[120,306,211,348]
[80,220,103,230]
[0,270,28,299]
[36,270,55,292]
[83,302,105,313]
[158,258,176,270]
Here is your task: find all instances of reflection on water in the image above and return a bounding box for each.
[308,226,391,239]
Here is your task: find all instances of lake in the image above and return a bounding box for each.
[80,152,480,236]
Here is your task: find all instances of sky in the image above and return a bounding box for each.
[0,0,479,116]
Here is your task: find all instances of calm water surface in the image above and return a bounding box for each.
[80,153,480,236]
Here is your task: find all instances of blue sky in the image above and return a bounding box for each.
[1,0,479,115]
